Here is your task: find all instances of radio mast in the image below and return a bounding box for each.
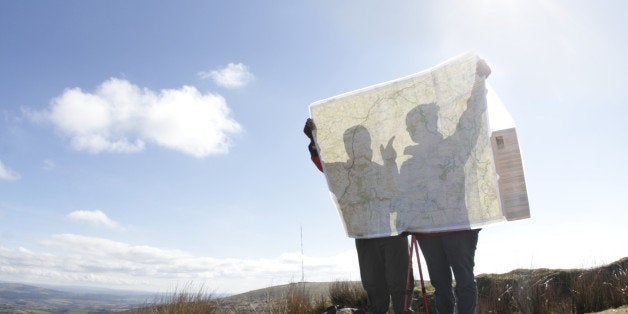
[300,225,304,283]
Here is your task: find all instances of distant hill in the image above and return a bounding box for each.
[0,282,156,313]
[214,281,352,312]
[221,281,337,302]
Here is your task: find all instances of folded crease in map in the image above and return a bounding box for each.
[310,52,530,238]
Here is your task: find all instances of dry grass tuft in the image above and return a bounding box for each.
[286,283,314,314]
[133,285,215,314]
[328,280,368,310]
[477,257,628,313]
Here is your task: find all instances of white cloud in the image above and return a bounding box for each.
[33,78,242,157]
[199,63,254,89]
[67,210,123,230]
[42,159,56,171]
[0,160,20,181]
[0,234,360,293]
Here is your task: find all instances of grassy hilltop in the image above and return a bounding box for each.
[131,257,627,313]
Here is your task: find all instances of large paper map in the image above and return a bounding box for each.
[310,53,529,238]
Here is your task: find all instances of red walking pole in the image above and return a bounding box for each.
[404,235,429,313]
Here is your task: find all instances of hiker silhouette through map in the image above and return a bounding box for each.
[323,125,397,236]
[397,84,485,231]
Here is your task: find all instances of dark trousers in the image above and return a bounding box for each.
[418,229,480,314]
[355,235,410,314]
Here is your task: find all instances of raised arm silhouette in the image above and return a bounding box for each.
[398,65,488,230]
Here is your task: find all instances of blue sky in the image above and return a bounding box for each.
[1,1,626,294]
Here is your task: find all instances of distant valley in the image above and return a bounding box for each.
[0,282,157,313]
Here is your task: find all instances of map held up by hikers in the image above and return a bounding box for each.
[310,53,530,238]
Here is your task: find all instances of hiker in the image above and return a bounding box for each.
[402,59,491,314]
[304,119,410,314]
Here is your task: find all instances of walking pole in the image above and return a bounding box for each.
[404,235,429,313]
[404,235,416,312]
[413,235,429,313]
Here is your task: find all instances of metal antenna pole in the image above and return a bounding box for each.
[300,225,304,283]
